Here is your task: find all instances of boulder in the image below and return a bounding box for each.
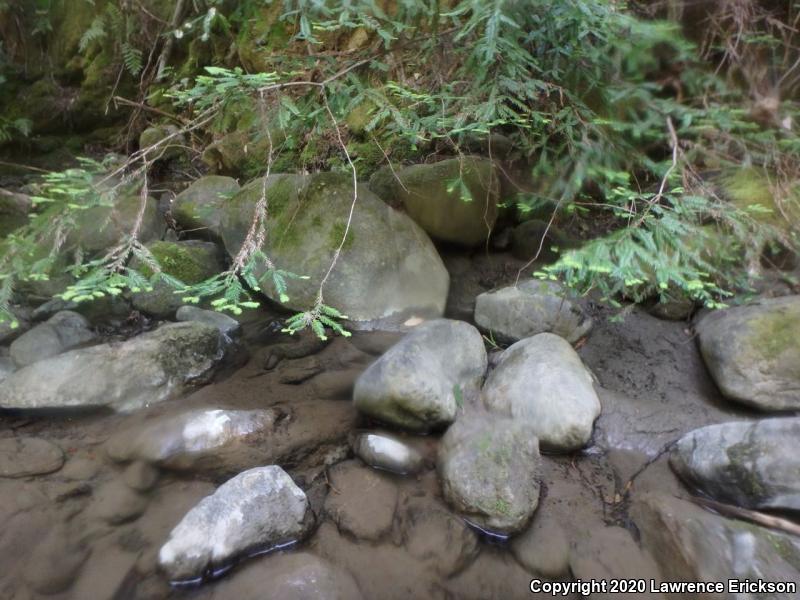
[670,417,800,512]
[474,280,592,344]
[131,240,225,318]
[353,319,487,432]
[220,173,449,326]
[368,156,499,246]
[0,322,224,413]
[438,413,541,535]
[0,356,15,383]
[176,305,240,337]
[172,176,240,240]
[106,409,276,472]
[633,493,800,590]
[351,431,425,475]
[483,333,600,452]
[9,310,95,367]
[0,437,64,478]
[510,220,575,263]
[139,124,186,162]
[158,466,313,582]
[696,296,800,410]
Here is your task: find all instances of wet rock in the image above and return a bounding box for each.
[10,310,96,367]
[91,479,148,525]
[510,514,570,578]
[399,497,480,577]
[351,432,425,475]
[0,322,224,413]
[176,305,240,337]
[158,466,313,582]
[695,296,800,410]
[670,417,800,512]
[633,493,800,588]
[23,523,90,594]
[209,552,364,600]
[277,358,323,384]
[122,461,160,492]
[0,437,65,478]
[353,319,487,432]
[106,409,276,473]
[438,413,541,535]
[368,157,500,246]
[474,281,592,345]
[220,173,449,326]
[172,175,240,240]
[483,333,600,452]
[130,240,225,318]
[570,526,664,599]
[324,461,398,541]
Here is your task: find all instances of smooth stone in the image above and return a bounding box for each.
[351,432,425,475]
[158,466,312,582]
[474,280,592,345]
[0,437,65,478]
[0,322,224,413]
[438,412,541,535]
[176,305,240,337]
[10,310,96,367]
[90,479,148,525]
[122,460,160,492]
[670,417,800,512]
[483,333,601,452]
[510,514,570,578]
[353,319,487,432]
[695,295,800,410]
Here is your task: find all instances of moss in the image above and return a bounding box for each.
[328,221,355,251]
[348,141,386,179]
[144,242,212,284]
[747,307,800,361]
[722,168,781,226]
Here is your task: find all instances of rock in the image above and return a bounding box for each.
[696,296,800,411]
[90,479,148,525]
[176,305,240,337]
[310,368,362,400]
[353,319,487,432]
[0,437,65,478]
[0,189,31,238]
[324,460,398,541]
[351,432,425,475]
[474,281,592,345]
[510,514,570,578]
[158,466,313,582]
[483,333,600,452]
[208,552,364,600]
[510,220,575,263]
[30,294,131,323]
[122,461,160,492]
[633,493,800,589]
[10,310,96,367]
[172,175,240,240]
[0,356,14,383]
[23,524,89,594]
[106,408,276,472]
[0,322,224,413]
[368,157,499,246]
[399,497,480,577]
[0,312,29,345]
[220,173,449,326]
[139,124,185,162]
[131,240,225,318]
[670,417,800,512]
[438,413,541,535]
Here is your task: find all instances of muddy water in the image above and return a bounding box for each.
[0,258,753,600]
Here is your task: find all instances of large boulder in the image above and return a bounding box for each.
[696,296,800,410]
[130,240,225,318]
[106,409,277,472]
[670,417,800,512]
[353,320,487,432]
[158,466,313,582]
[9,310,95,367]
[0,322,224,413]
[220,173,449,327]
[368,156,499,246]
[633,493,800,592]
[483,333,600,452]
[474,280,593,344]
[438,413,541,535]
[172,176,241,240]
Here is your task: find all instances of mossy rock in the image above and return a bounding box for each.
[131,240,225,318]
[219,172,449,326]
[368,156,500,247]
[0,190,31,238]
[172,176,241,240]
[139,125,186,163]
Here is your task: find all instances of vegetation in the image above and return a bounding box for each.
[0,0,798,334]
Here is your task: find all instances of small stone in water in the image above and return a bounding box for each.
[351,432,425,475]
